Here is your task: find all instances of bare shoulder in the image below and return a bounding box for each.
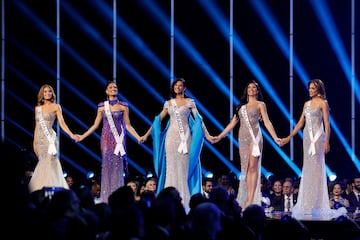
[320,99,330,110]
[257,101,266,108]
[53,103,62,110]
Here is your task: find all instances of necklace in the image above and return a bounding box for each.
[108,99,119,105]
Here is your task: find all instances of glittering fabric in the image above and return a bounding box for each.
[28,108,69,193]
[99,102,127,203]
[237,105,262,208]
[291,102,347,220]
[164,99,195,210]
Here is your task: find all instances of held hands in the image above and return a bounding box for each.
[138,135,147,144]
[274,137,282,146]
[72,134,81,142]
[209,135,224,144]
[205,135,217,144]
[278,136,291,147]
[73,134,84,142]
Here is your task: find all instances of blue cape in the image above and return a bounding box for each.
[151,112,205,196]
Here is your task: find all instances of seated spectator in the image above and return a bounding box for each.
[144,177,158,194]
[217,174,236,196]
[202,177,214,199]
[127,180,141,201]
[282,178,298,214]
[346,176,360,213]
[269,179,283,211]
[329,182,350,209]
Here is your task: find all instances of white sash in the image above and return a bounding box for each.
[241,105,262,157]
[37,106,57,155]
[104,101,126,156]
[171,99,190,154]
[305,101,323,156]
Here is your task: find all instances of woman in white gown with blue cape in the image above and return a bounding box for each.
[142,78,215,211]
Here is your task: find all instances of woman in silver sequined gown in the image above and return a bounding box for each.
[215,80,280,209]
[143,78,215,211]
[282,79,347,220]
[29,84,78,193]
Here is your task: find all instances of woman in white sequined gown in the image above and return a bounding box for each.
[215,80,281,209]
[282,79,347,220]
[143,78,215,211]
[29,84,78,193]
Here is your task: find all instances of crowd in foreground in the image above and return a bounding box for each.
[8,172,360,240]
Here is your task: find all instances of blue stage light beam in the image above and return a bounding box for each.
[137,0,286,177]
[310,0,360,103]
[88,1,170,78]
[247,0,358,176]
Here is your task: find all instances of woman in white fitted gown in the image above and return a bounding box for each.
[29,84,78,193]
[143,78,215,211]
[281,79,347,220]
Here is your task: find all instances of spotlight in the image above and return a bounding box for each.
[265,172,274,180]
[329,174,337,182]
[205,171,213,178]
[63,171,68,178]
[87,171,95,179]
[146,170,153,178]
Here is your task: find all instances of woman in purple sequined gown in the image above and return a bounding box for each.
[215,80,281,209]
[282,79,347,220]
[78,81,143,203]
[29,84,78,193]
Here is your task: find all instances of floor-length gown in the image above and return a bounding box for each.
[28,108,69,193]
[291,102,347,220]
[237,105,262,208]
[164,100,194,210]
[99,101,127,203]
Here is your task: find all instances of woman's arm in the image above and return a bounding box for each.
[281,102,306,146]
[321,100,331,153]
[215,114,238,142]
[78,107,103,141]
[142,105,168,142]
[55,104,77,141]
[123,105,142,143]
[259,102,280,143]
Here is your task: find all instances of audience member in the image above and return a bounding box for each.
[187,202,222,240]
[329,182,350,210]
[242,204,267,240]
[217,174,236,196]
[347,176,360,214]
[127,180,141,201]
[202,177,214,199]
[269,179,283,211]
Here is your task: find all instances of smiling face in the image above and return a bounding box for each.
[247,82,258,97]
[173,79,186,95]
[308,82,319,98]
[43,86,54,101]
[106,82,118,97]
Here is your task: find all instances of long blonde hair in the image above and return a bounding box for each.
[37,84,56,106]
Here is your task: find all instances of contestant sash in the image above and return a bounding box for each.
[104,101,126,156]
[37,106,57,155]
[171,99,190,154]
[241,105,261,157]
[305,101,323,156]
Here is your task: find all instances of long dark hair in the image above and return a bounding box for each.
[235,80,264,118]
[169,78,188,99]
